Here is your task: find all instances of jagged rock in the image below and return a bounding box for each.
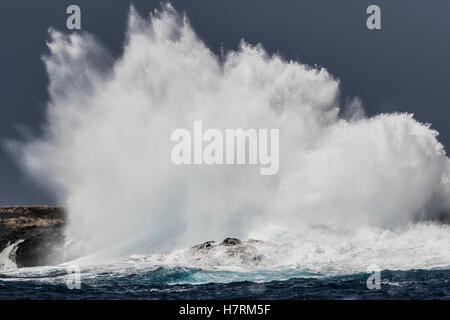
[0,206,66,268]
[220,238,242,246]
[14,227,65,268]
[192,240,216,251]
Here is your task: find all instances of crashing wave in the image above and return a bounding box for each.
[8,4,450,272]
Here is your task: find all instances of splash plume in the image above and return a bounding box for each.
[12,4,450,262]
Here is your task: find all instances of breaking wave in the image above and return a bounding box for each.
[9,3,450,274]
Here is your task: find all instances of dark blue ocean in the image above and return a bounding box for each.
[0,267,449,299]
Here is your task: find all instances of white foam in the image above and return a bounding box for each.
[9,4,450,270]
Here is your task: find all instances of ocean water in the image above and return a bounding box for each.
[0,265,449,299]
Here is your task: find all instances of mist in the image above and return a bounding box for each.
[11,4,450,260]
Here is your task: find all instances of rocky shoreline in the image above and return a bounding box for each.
[0,206,66,268]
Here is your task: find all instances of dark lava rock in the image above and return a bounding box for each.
[220,238,242,246]
[14,226,65,268]
[0,206,66,268]
[192,240,216,251]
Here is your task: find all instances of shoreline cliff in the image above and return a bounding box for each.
[0,206,66,268]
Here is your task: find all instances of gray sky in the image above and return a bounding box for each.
[0,0,449,205]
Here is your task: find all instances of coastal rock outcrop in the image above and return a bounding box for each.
[220,238,242,246]
[0,206,66,268]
